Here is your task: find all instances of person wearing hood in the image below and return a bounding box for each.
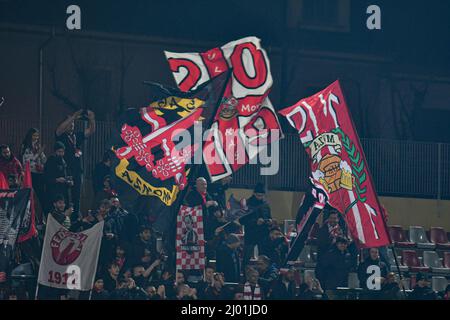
[358,247,388,295]
[0,144,23,183]
[409,272,438,300]
[240,182,272,266]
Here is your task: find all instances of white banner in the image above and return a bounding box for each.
[37,215,104,291]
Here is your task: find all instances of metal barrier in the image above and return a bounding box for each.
[1,117,449,199]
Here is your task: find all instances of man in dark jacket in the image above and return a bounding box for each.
[48,194,73,229]
[203,272,233,300]
[240,183,272,266]
[380,272,405,300]
[216,234,241,283]
[110,197,139,244]
[267,267,297,300]
[409,272,438,300]
[259,227,289,268]
[110,277,148,300]
[319,237,354,291]
[358,247,388,295]
[91,278,110,300]
[316,210,345,259]
[44,142,73,213]
[55,109,96,222]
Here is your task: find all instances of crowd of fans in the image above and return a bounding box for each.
[0,109,449,300]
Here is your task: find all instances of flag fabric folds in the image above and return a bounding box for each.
[37,214,104,291]
[176,205,205,271]
[165,36,283,182]
[279,80,390,248]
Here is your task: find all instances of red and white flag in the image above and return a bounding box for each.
[38,214,104,291]
[165,37,283,182]
[176,205,205,271]
[18,162,37,242]
[280,81,390,248]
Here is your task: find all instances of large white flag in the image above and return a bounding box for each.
[38,215,104,291]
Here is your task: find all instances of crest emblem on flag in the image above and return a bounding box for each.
[280,80,390,248]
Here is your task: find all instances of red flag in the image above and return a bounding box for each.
[279,80,390,248]
[18,161,37,242]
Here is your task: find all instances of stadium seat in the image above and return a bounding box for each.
[401,250,430,272]
[409,226,436,249]
[423,251,450,274]
[431,276,448,293]
[444,252,450,269]
[430,227,450,250]
[387,248,408,272]
[389,226,415,247]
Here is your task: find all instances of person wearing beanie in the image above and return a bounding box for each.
[239,182,272,267]
[216,233,241,283]
[44,141,73,213]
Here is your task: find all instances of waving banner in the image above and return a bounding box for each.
[38,214,104,291]
[279,81,389,248]
[0,189,30,281]
[165,36,283,182]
